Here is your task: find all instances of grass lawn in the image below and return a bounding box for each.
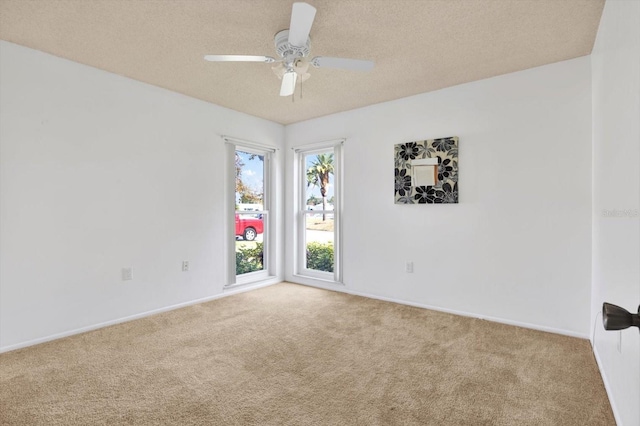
[306,217,334,232]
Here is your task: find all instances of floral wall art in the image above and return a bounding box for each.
[394,136,459,204]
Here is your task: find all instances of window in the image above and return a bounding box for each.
[295,141,342,283]
[225,138,275,286]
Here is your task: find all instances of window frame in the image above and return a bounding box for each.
[225,137,276,287]
[294,140,343,284]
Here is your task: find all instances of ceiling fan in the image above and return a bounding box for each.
[204,2,374,97]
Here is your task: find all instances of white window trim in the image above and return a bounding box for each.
[224,136,277,288]
[294,139,344,284]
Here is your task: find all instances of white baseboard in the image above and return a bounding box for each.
[592,343,623,426]
[288,279,589,339]
[0,278,281,354]
[2,277,587,351]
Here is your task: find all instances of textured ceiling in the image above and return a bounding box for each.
[0,0,604,125]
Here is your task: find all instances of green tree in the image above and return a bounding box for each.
[306,153,334,220]
[240,190,263,204]
[235,152,247,194]
[306,195,320,206]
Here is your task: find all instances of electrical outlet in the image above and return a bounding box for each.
[122,267,133,281]
[182,261,189,272]
[405,261,413,273]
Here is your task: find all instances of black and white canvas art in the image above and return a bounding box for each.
[394,136,459,204]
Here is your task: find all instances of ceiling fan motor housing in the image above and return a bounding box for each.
[274,30,310,59]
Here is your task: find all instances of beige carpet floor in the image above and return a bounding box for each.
[1,283,614,425]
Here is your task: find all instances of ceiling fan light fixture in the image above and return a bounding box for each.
[280,71,297,96]
[272,61,311,82]
[299,72,311,83]
[293,58,309,73]
[272,64,286,79]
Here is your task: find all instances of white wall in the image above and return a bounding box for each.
[286,57,593,337]
[591,1,640,425]
[0,41,285,351]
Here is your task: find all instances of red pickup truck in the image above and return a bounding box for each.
[235,214,264,241]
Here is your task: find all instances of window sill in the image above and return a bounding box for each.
[225,275,280,290]
[290,274,344,288]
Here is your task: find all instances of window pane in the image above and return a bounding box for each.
[235,148,266,277]
[305,213,334,272]
[236,150,264,208]
[235,212,265,275]
[305,151,334,212]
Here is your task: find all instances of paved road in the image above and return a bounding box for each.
[306,230,333,244]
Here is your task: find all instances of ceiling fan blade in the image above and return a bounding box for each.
[204,55,275,63]
[280,71,297,97]
[311,56,374,72]
[288,2,316,47]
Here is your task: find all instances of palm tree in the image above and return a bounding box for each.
[306,153,334,220]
